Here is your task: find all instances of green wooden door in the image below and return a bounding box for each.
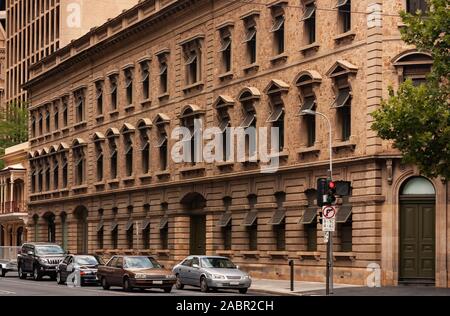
[190,216,206,255]
[400,203,435,281]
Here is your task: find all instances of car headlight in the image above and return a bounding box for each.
[243,275,251,280]
[135,273,147,279]
[211,274,226,280]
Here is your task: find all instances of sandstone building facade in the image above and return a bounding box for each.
[23,0,449,287]
[5,0,138,106]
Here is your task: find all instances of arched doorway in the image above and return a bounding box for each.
[43,212,56,243]
[181,192,207,255]
[74,206,89,254]
[399,177,436,284]
[17,227,24,246]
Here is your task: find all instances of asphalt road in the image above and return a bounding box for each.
[0,275,269,296]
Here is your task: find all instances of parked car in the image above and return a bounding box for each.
[97,256,176,292]
[172,256,251,294]
[17,243,66,281]
[56,254,104,286]
[0,246,20,277]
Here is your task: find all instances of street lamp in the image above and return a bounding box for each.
[301,109,334,295]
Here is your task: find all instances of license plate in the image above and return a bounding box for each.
[153,280,163,285]
[229,282,239,286]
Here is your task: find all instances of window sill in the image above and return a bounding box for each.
[74,121,87,129]
[240,251,260,258]
[268,150,289,159]
[158,93,170,101]
[269,53,288,64]
[182,81,204,94]
[299,42,320,55]
[241,156,260,165]
[95,115,105,122]
[155,249,170,255]
[297,146,320,158]
[52,130,61,136]
[267,251,289,258]
[108,110,119,117]
[243,63,259,74]
[43,133,52,139]
[122,176,135,183]
[332,141,356,153]
[333,252,356,261]
[124,104,135,111]
[333,30,356,43]
[140,99,152,107]
[30,138,38,143]
[217,161,235,170]
[59,188,69,193]
[218,71,234,81]
[72,184,88,191]
[297,251,321,261]
[180,165,206,175]
[139,173,152,180]
[155,170,171,178]
[215,250,235,257]
[93,181,106,187]
[107,179,120,185]
[61,127,70,134]
[36,136,45,142]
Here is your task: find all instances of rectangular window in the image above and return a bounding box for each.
[337,0,351,33]
[96,81,103,115]
[125,141,133,177]
[45,110,50,133]
[248,222,258,251]
[275,220,286,251]
[160,225,169,250]
[52,162,58,190]
[267,105,285,151]
[341,106,351,141]
[53,107,59,130]
[302,2,316,44]
[306,114,316,147]
[306,223,317,251]
[110,149,118,179]
[110,76,118,110]
[62,159,68,188]
[406,0,427,14]
[96,150,103,182]
[245,26,257,64]
[185,51,199,85]
[157,135,168,171]
[74,91,84,123]
[142,226,150,249]
[97,228,104,249]
[142,143,150,174]
[219,33,232,73]
[141,62,150,100]
[111,227,118,249]
[62,101,68,127]
[45,166,50,191]
[271,15,285,55]
[125,69,133,106]
[340,218,352,252]
[126,225,134,249]
[159,62,168,94]
[223,222,232,250]
[31,116,36,138]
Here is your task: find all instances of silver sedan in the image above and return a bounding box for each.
[172,256,251,294]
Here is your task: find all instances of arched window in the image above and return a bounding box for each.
[401,177,435,195]
[393,51,433,86]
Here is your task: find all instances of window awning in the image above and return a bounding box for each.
[110,85,117,94]
[266,106,284,123]
[336,0,349,8]
[243,28,256,43]
[125,77,133,88]
[218,119,230,133]
[159,63,168,75]
[299,207,318,225]
[126,219,134,231]
[219,38,231,52]
[336,205,352,223]
[270,16,285,32]
[268,209,286,226]
[141,70,150,82]
[218,212,232,227]
[155,135,168,148]
[159,216,169,230]
[142,218,151,230]
[240,113,256,128]
[110,220,118,231]
[333,88,351,108]
[301,5,316,21]
[97,220,104,232]
[96,89,103,99]
[242,210,257,227]
[185,54,197,65]
[299,97,316,115]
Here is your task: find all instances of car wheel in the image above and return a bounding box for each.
[123,277,133,292]
[101,277,110,290]
[239,288,248,294]
[33,266,42,281]
[56,272,64,285]
[18,266,27,279]
[200,277,209,293]
[0,267,5,277]
[175,275,184,290]
[163,287,173,293]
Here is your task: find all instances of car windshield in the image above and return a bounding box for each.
[200,258,236,269]
[124,257,162,269]
[35,245,64,256]
[75,256,99,266]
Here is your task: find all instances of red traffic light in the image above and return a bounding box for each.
[328,181,336,189]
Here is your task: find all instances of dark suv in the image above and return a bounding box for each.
[17,243,66,281]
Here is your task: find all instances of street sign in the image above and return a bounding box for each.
[322,218,336,232]
[322,206,336,219]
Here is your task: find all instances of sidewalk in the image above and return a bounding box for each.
[250,279,356,296]
[250,279,450,296]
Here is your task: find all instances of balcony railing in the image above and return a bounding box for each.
[1,201,25,214]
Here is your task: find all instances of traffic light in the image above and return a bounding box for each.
[335,181,352,196]
[326,180,337,205]
[317,178,328,207]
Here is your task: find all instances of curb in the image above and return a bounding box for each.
[249,288,302,296]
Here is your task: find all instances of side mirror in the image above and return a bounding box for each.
[192,264,199,269]
[67,264,74,272]
[27,251,34,256]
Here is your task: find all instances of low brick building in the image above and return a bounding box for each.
[23,0,449,287]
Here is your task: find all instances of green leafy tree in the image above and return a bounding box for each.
[0,104,29,169]
[371,0,450,179]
